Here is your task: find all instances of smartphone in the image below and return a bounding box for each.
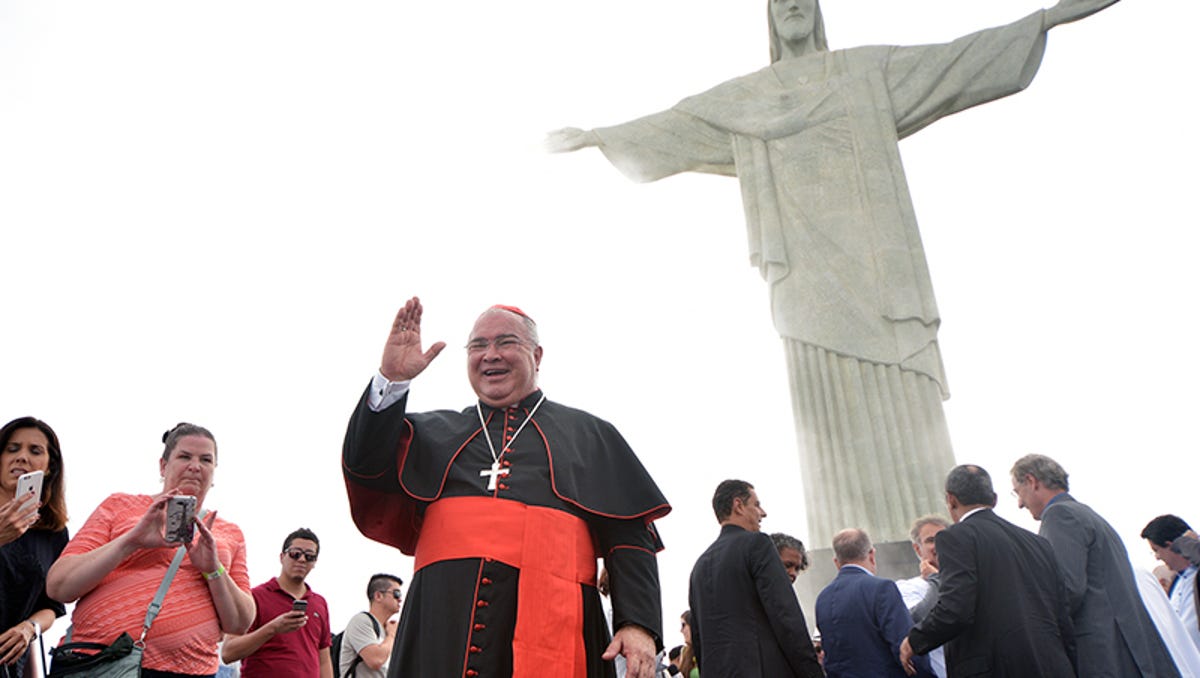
[164,495,197,543]
[16,470,44,507]
[292,599,308,614]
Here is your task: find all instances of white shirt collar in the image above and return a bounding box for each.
[959,506,989,522]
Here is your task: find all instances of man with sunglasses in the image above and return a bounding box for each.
[338,574,403,678]
[343,298,671,678]
[222,528,333,677]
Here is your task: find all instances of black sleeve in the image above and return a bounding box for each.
[38,529,70,617]
[908,528,974,654]
[343,383,408,491]
[910,572,940,623]
[596,516,665,650]
[747,535,823,678]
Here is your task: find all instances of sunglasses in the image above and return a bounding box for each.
[285,549,318,563]
[391,589,403,600]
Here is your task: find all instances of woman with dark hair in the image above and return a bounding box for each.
[0,416,69,678]
[678,611,698,678]
[47,423,255,678]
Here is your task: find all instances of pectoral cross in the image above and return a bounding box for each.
[480,460,510,491]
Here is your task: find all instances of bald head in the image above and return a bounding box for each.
[832,528,875,573]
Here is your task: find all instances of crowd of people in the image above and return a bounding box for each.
[0,417,412,678]
[673,464,1200,678]
[3,298,1198,678]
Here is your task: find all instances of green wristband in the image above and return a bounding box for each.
[202,564,227,581]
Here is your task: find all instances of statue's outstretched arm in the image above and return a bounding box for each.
[545,127,600,153]
[1044,0,1121,29]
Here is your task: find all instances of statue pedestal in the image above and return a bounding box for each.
[793,540,919,634]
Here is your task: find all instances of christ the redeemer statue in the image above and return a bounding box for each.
[548,0,1121,547]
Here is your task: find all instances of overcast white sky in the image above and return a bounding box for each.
[3,0,1197,656]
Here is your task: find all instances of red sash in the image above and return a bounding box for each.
[414,496,597,678]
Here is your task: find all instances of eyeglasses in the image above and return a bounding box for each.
[285,549,318,563]
[391,589,403,600]
[465,336,526,353]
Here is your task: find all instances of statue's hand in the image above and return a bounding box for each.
[1045,0,1120,28]
[544,127,599,153]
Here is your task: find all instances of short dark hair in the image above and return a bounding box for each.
[712,479,753,521]
[770,532,809,571]
[367,573,404,601]
[282,527,320,554]
[161,422,217,461]
[1142,515,1191,547]
[945,465,997,507]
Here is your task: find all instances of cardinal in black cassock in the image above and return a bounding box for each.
[343,298,671,678]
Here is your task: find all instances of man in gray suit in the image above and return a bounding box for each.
[1012,454,1180,677]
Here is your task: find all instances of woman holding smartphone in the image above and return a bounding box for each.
[0,416,69,678]
[46,423,255,678]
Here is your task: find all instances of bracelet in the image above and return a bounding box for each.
[202,564,227,581]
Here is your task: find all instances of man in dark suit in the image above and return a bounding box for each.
[817,528,934,678]
[900,464,1077,677]
[688,479,823,678]
[1012,454,1180,677]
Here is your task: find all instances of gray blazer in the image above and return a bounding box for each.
[1040,493,1181,677]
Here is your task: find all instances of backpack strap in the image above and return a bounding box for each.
[345,611,380,677]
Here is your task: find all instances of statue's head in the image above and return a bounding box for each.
[768,0,828,62]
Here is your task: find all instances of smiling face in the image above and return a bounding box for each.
[732,488,767,532]
[159,434,217,504]
[466,310,543,408]
[1,427,51,498]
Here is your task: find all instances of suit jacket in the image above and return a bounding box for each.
[817,565,935,678]
[908,509,1077,678]
[1040,493,1180,677]
[688,524,823,678]
[1171,535,1200,635]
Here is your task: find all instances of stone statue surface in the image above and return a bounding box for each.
[547,0,1121,546]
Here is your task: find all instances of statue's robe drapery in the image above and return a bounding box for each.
[592,12,1047,544]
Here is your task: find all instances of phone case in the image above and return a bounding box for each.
[164,496,197,543]
[16,471,44,506]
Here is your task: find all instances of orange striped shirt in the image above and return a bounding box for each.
[61,493,251,675]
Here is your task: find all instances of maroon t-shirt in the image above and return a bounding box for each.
[239,578,332,678]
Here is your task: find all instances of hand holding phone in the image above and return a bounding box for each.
[292,599,308,614]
